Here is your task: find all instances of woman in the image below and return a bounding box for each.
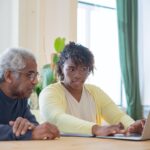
[39,42,144,136]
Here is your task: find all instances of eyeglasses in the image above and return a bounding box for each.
[13,70,39,82]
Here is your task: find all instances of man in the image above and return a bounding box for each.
[0,48,59,140]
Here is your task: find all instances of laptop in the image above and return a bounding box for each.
[61,112,150,141]
[97,112,150,141]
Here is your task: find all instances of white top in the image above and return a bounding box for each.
[63,86,96,122]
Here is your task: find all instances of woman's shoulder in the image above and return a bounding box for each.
[45,82,62,89]
[84,83,113,104]
[40,82,64,94]
[84,83,107,96]
[84,83,101,91]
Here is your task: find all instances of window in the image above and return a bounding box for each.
[77,0,123,105]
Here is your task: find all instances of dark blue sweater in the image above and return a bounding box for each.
[0,90,39,140]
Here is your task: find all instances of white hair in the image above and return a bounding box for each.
[0,47,36,83]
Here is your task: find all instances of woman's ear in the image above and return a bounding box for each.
[4,70,13,83]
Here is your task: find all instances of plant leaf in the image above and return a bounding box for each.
[41,64,55,88]
[54,37,65,53]
[53,53,59,64]
[34,82,42,96]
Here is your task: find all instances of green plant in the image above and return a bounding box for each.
[35,37,65,96]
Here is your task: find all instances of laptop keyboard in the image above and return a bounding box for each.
[113,133,141,137]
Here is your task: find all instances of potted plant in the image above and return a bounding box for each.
[34,37,65,96]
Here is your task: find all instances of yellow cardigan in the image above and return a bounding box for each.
[39,82,134,134]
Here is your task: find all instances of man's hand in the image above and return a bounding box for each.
[9,117,35,137]
[92,122,125,136]
[127,119,146,134]
[31,122,60,140]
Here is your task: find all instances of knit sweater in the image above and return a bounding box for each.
[0,90,38,140]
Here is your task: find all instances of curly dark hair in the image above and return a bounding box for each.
[57,42,94,80]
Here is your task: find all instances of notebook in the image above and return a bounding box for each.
[97,112,150,141]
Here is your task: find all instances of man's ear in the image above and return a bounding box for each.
[4,70,13,83]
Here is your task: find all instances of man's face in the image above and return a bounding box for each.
[9,59,38,99]
[62,58,89,91]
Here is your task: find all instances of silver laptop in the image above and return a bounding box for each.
[61,113,150,141]
[97,112,150,141]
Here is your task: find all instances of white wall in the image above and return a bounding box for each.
[0,0,18,52]
[0,0,77,68]
[18,0,77,69]
[44,0,77,61]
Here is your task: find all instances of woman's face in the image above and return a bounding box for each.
[62,58,89,91]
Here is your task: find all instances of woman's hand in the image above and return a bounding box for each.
[92,122,125,136]
[127,119,146,134]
